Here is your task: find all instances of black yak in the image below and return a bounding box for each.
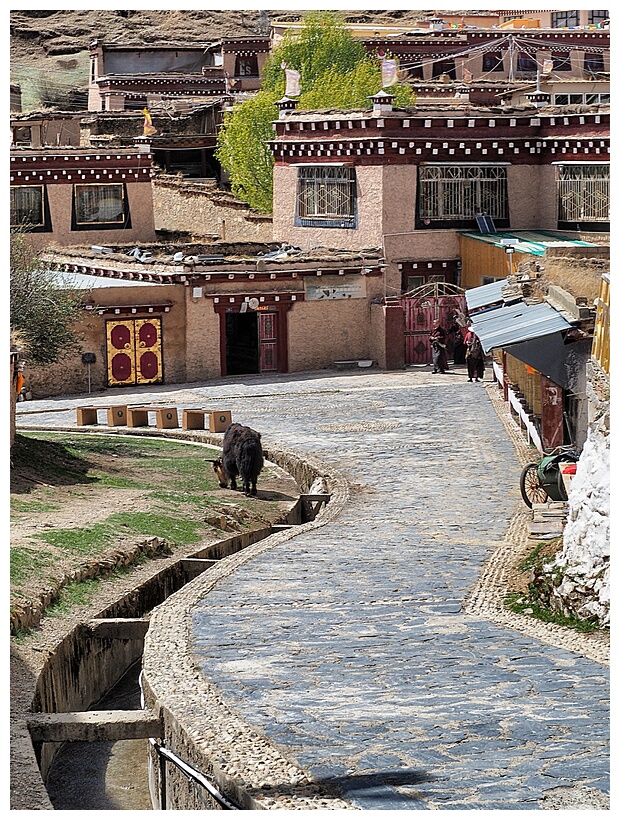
[211,423,264,496]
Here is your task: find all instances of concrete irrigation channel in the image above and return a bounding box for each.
[12,427,336,811]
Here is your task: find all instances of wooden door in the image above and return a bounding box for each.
[106,318,163,386]
[259,312,278,372]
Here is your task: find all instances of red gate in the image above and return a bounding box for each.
[402,283,467,365]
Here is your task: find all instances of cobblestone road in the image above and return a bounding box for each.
[16,367,610,810]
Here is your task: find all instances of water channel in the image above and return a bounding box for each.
[45,661,152,810]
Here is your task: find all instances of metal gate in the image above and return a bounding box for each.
[106,318,163,386]
[402,283,467,365]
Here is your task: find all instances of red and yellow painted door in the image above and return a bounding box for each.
[106,318,163,386]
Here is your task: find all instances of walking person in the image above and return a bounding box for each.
[430,319,448,374]
[464,326,485,382]
[448,319,467,365]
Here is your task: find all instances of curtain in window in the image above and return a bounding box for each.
[10,186,43,226]
[75,184,125,224]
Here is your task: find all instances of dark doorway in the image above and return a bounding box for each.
[226,312,259,375]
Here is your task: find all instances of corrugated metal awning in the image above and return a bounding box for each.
[470,300,573,354]
[466,280,507,311]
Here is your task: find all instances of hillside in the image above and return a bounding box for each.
[10,8,437,110]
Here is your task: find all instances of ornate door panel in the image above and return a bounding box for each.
[402,285,466,365]
[404,297,435,364]
[135,318,162,384]
[259,312,278,372]
[106,318,163,386]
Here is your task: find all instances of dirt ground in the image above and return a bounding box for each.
[10,432,300,617]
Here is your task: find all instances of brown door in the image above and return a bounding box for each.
[259,312,278,371]
[106,318,163,386]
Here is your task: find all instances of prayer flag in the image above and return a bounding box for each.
[542,58,553,74]
[285,68,300,96]
[463,67,473,83]
[381,58,398,88]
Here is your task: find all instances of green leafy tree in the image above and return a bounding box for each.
[215,91,279,215]
[10,231,83,365]
[261,10,367,96]
[216,11,414,213]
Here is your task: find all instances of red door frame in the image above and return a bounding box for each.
[214,300,292,377]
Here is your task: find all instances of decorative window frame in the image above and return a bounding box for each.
[294,164,357,229]
[416,163,509,230]
[555,162,610,229]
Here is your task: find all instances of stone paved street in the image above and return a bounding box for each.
[16,367,610,810]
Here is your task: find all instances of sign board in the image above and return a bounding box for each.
[305,275,367,301]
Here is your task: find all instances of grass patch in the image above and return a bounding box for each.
[504,592,599,633]
[10,545,56,585]
[35,511,204,554]
[504,538,600,633]
[10,497,60,514]
[46,578,103,617]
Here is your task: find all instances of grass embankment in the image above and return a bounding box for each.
[10,432,279,620]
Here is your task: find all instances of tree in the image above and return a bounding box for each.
[216,11,414,213]
[215,91,280,215]
[10,230,84,365]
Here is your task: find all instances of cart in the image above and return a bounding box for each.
[519,447,579,508]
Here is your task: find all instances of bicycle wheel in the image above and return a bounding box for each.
[520,462,548,508]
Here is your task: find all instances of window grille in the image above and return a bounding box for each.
[297,166,356,222]
[11,185,44,227]
[557,165,610,223]
[551,10,579,27]
[418,166,507,222]
[588,10,609,25]
[74,183,126,225]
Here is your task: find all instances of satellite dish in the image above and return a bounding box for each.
[248,298,260,309]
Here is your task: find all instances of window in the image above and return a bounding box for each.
[551,11,579,28]
[552,53,572,71]
[296,166,356,228]
[588,10,609,25]
[73,183,129,228]
[418,165,508,226]
[585,93,610,104]
[482,52,504,72]
[557,164,610,225]
[12,126,32,146]
[584,52,606,73]
[553,93,588,105]
[432,59,456,79]
[235,56,258,77]
[124,95,147,111]
[11,185,45,228]
[516,51,537,73]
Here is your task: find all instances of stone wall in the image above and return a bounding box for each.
[152,176,272,243]
[540,361,610,626]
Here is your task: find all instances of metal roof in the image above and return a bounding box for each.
[459,230,598,256]
[466,280,507,311]
[470,300,573,354]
